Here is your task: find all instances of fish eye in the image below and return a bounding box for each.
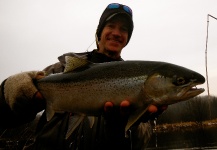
[176,77,185,85]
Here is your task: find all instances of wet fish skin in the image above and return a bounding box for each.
[36,58,205,133]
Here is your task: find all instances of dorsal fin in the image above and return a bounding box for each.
[64,56,92,73]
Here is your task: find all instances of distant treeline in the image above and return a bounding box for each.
[157,95,217,124]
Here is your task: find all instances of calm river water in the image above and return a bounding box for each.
[146,127,217,149]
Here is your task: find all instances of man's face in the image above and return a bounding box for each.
[98,15,129,59]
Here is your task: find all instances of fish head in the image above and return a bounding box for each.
[142,65,205,106]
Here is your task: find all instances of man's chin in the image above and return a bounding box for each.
[107,44,121,51]
[106,48,120,53]
[104,49,121,59]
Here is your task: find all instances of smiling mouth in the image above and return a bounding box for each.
[108,37,122,43]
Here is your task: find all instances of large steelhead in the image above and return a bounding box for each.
[36,56,205,132]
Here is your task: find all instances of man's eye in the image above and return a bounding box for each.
[106,23,115,28]
[121,27,128,32]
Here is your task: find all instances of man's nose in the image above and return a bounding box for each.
[111,28,121,36]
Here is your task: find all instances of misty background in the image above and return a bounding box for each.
[0,0,217,96]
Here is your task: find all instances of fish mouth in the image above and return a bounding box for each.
[180,82,205,98]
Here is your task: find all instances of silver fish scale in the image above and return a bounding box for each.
[38,75,147,115]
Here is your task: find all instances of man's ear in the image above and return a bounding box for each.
[95,31,100,49]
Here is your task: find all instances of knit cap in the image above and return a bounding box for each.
[96,3,134,45]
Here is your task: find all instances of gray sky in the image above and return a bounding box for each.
[0,0,217,96]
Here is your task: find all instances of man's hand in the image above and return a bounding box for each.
[137,104,168,123]
[104,100,168,125]
[104,100,131,116]
[103,100,167,143]
[4,71,46,115]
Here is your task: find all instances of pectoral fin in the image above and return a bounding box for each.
[125,107,149,137]
[65,114,85,139]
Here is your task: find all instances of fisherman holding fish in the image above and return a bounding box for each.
[0,3,170,150]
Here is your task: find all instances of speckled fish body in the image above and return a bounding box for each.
[36,56,205,132]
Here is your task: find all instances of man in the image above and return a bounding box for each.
[0,3,166,150]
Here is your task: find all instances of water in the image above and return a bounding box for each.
[146,126,217,149]
[1,120,217,149]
